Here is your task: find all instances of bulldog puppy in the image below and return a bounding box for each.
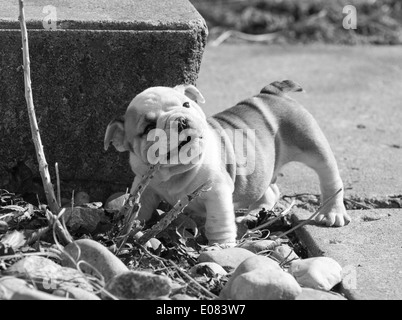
[104,81,351,244]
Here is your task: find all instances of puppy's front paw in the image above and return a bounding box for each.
[315,203,351,227]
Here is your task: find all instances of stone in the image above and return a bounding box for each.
[171,294,197,300]
[220,255,285,299]
[2,256,92,292]
[198,247,255,271]
[237,240,275,253]
[61,239,128,283]
[229,268,302,300]
[74,192,91,206]
[0,220,8,233]
[0,277,32,300]
[53,286,101,300]
[0,0,207,202]
[104,192,128,211]
[270,244,300,263]
[288,257,342,291]
[0,277,71,300]
[189,262,228,277]
[105,271,172,300]
[296,288,347,300]
[238,240,299,263]
[133,231,164,251]
[62,206,103,233]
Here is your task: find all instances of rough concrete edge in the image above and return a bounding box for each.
[0,18,207,31]
[0,0,208,32]
[291,214,357,300]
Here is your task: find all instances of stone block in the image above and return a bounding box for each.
[0,0,207,201]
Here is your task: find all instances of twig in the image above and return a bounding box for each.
[210,29,279,46]
[134,242,218,300]
[138,180,212,245]
[115,164,160,251]
[344,198,373,210]
[46,208,73,245]
[55,162,61,207]
[18,0,60,215]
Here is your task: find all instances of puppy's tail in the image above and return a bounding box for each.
[261,80,305,96]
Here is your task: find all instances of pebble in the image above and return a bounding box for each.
[238,240,299,263]
[237,239,276,253]
[61,239,129,283]
[0,277,70,300]
[288,257,342,291]
[296,288,347,300]
[133,231,164,251]
[74,191,91,206]
[53,286,101,300]
[198,247,256,271]
[62,206,102,233]
[3,256,93,292]
[105,271,172,300]
[189,262,228,277]
[220,255,301,300]
[0,220,8,233]
[171,294,197,300]
[104,192,129,211]
[270,244,300,263]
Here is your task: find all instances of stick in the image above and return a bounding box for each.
[138,180,212,245]
[55,162,61,207]
[46,208,73,245]
[18,0,60,215]
[115,164,160,250]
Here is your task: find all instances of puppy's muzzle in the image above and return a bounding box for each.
[169,117,192,159]
[175,116,189,134]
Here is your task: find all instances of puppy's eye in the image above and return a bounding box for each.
[182,102,190,108]
[143,123,156,135]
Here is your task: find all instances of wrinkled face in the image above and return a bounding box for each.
[124,87,208,168]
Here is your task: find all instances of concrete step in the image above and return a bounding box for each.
[0,0,207,201]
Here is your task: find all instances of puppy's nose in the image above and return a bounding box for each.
[176,117,189,133]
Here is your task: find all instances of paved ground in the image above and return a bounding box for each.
[293,208,402,300]
[197,44,402,299]
[197,44,402,200]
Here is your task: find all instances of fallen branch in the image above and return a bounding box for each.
[18,0,60,215]
[138,180,212,245]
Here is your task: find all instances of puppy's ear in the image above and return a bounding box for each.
[174,84,205,104]
[104,117,127,152]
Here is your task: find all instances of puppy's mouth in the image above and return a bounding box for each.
[165,116,204,165]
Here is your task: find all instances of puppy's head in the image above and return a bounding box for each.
[104,84,207,172]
